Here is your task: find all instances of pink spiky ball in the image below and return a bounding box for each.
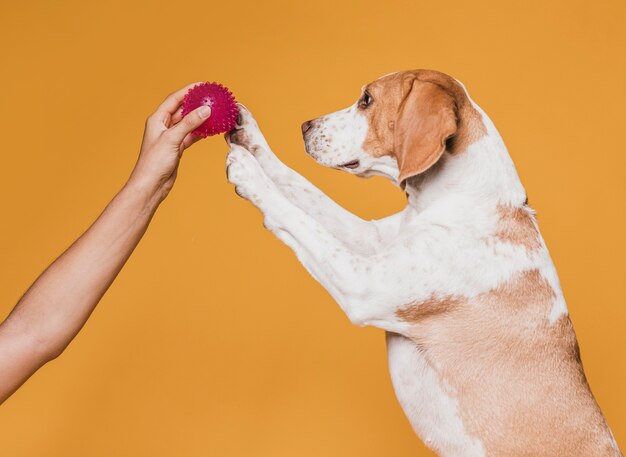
[181,82,239,137]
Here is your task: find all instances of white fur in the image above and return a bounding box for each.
[304,103,400,180]
[224,87,574,453]
[387,333,486,457]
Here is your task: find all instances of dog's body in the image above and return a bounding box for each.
[225,70,622,456]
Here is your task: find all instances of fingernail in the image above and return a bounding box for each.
[199,106,211,118]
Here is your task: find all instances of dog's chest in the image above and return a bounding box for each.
[385,332,486,457]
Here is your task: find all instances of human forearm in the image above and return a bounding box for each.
[0,180,161,404]
[9,181,159,354]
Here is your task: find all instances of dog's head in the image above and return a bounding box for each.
[302,70,485,186]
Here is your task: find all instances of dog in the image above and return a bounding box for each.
[225,70,622,456]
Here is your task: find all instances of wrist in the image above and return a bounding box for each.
[121,176,164,213]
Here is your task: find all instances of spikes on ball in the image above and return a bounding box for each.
[181,82,239,138]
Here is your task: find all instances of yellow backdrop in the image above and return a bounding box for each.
[0,0,624,455]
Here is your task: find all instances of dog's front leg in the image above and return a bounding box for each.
[226,106,385,254]
[226,144,410,334]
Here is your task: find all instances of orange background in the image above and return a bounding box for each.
[0,1,624,455]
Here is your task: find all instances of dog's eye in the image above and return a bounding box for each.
[358,91,373,109]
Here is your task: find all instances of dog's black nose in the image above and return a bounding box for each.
[301,120,313,135]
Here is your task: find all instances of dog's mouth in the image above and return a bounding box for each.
[340,160,360,169]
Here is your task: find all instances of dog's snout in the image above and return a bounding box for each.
[301,120,314,135]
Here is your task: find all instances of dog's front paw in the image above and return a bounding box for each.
[226,144,276,207]
[226,104,270,155]
[226,104,289,181]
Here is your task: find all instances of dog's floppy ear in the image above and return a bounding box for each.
[394,78,458,185]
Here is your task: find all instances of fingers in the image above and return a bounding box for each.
[181,132,203,150]
[166,105,211,144]
[170,106,184,126]
[149,81,203,125]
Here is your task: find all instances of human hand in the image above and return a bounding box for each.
[128,83,212,204]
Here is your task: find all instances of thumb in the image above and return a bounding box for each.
[167,105,211,143]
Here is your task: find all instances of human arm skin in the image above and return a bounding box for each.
[0,83,211,404]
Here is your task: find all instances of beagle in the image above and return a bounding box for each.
[225,70,622,456]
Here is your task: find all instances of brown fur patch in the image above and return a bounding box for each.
[361,73,406,158]
[396,294,461,322]
[495,204,542,250]
[360,70,487,182]
[396,270,618,456]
